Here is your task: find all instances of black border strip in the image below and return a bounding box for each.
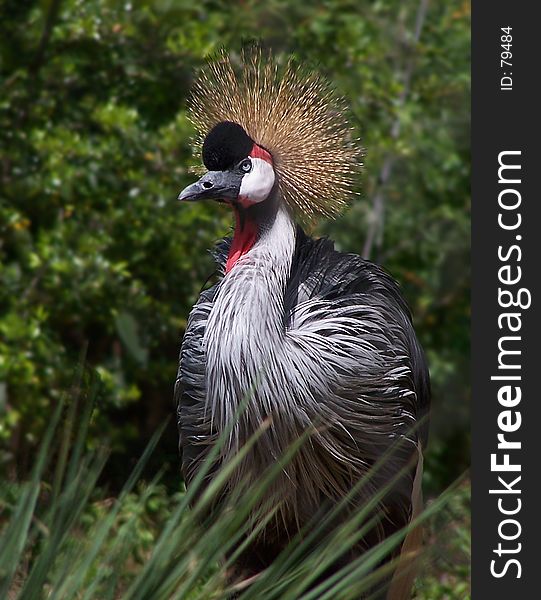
[472,2,539,596]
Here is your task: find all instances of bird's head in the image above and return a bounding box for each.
[178,121,276,209]
[177,48,361,224]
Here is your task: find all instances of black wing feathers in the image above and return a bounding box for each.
[286,227,430,447]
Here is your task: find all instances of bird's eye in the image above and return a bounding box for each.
[240,159,252,173]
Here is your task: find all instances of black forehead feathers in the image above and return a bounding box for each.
[202,121,254,171]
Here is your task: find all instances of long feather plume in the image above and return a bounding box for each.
[188,47,362,220]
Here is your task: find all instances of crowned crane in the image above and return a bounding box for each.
[175,50,430,599]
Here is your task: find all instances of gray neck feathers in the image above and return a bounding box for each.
[204,206,296,442]
[202,205,415,530]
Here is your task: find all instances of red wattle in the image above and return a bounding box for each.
[226,212,258,273]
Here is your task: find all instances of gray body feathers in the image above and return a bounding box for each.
[175,207,429,567]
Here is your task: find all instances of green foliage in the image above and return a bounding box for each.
[0,382,466,599]
[415,482,471,599]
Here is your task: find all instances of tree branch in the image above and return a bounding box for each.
[362,0,430,260]
[29,0,63,76]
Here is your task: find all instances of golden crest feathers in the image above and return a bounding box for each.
[188,48,361,220]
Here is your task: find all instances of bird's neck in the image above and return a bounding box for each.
[225,210,259,274]
[225,196,283,273]
[205,204,296,431]
[214,203,296,337]
[220,203,296,322]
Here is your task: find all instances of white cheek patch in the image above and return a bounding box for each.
[239,158,275,205]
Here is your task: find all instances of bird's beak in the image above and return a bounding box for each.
[178,170,241,202]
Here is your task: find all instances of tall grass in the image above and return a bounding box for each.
[0,368,465,599]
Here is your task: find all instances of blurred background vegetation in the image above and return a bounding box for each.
[1,0,470,596]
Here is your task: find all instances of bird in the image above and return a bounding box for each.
[175,48,430,599]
